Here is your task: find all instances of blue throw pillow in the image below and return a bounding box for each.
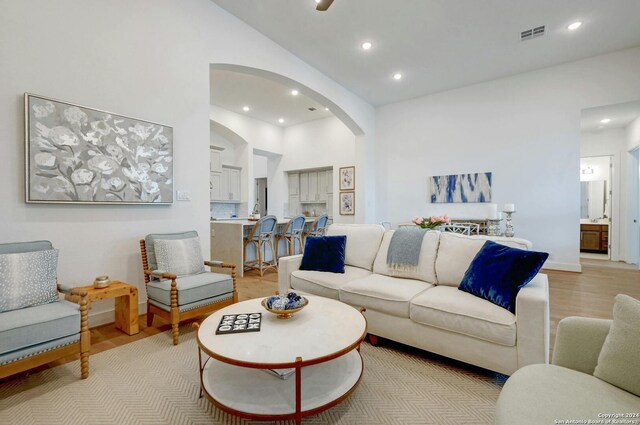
[459,240,549,313]
[300,236,346,274]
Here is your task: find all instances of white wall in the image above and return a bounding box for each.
[253,155,268,179]
[627,116,640,151]
[0,0,374,325]
[209,105,283,213]
[282,117,358,223]
[581,129,627,260]
[624,116,640,265]
[376,47,640,272]
[210,124,238,166]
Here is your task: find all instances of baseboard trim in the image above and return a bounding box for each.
[87,302,147,328]
[542,261,582,273]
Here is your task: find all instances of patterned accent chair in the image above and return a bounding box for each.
[139,231,237,345]
[0,240,90,380]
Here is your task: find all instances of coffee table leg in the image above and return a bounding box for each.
[198,347,204,399]
[295,357,302,425]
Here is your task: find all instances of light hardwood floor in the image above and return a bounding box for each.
[5,263,639,379]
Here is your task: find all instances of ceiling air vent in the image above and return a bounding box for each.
[521,25,545,41]
[308,107,317,111]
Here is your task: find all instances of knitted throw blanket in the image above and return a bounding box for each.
[386,227,427,271]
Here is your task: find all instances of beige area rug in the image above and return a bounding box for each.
[0,326,505,424]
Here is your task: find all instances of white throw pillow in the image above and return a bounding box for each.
[154,237,205,277]
[0,249,59,313]
[593,294,640,397]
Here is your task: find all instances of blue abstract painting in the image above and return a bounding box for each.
[430,172,492,203]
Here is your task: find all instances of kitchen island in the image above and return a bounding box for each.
[210,217,317,277]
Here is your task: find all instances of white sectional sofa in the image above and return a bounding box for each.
[278,224,550,375]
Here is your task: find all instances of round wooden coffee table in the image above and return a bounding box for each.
[195,295,367,424]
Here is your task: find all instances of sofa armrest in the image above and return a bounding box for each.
[552,316,611,375]
[516,273,550,369]
[278,255,303,295]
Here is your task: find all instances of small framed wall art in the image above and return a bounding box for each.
[25,93,174,204]
[339,166,355,191]
[339,192,355,215]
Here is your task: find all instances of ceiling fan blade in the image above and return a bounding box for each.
[316,0,334,11]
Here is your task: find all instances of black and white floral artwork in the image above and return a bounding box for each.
[25,94,173,204]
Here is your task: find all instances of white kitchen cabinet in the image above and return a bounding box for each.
[299,173,309,202]
[308,172,318,202]
[297,169,333,204]
[229,168,241,202]
[210,172,221,201]
[318,171,327,202]
[213,166,241,202]
[288,173,299,196]
[210,146,223,173]
[289,195,300,216]
[327,194,334,218]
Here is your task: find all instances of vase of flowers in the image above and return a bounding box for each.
[412,215,451,230]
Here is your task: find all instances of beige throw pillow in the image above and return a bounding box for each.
[593,294,640,397]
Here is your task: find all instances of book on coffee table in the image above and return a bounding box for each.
[215,313,262,335]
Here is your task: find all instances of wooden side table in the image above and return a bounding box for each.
[65,281,139,335]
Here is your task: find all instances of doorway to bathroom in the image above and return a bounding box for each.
[580,155,612,260]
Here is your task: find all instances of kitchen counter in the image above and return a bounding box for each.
[580,218,609,225]
[210,218,314,277]
[213,217,316,226]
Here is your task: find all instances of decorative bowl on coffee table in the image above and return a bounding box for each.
[262,294,309,319]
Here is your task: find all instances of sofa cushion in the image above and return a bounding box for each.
[458,240,548,313]
[0,300,79,355]
[495,364,640,425]
[339,274,433,318]
[290,266,372,300]
[0,249,60,313]
[435,233,532,286]
[146,271,233,306]
[154,237,206,277]
[300,235,346,273]
[594,294,640,397]
[410,286,517,346]
[373,230,439,283]
[326,224,385,271]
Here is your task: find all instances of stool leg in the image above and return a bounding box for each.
[271,238,278,270]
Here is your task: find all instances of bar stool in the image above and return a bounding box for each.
[307,214,329,237]
[243,215,278,276]
[276,214,306,258]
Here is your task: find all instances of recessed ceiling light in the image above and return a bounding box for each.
[567,21,582,30]
[314,0,321,3]
[393,73,403,80]
[324,107,329,111]
[291,89,299,96]
[278,118,285,124]
[600,118,611,124]
[242,106,250,112]
[361,41,372,50]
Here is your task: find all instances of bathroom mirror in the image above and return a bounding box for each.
[580,180,609,220]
